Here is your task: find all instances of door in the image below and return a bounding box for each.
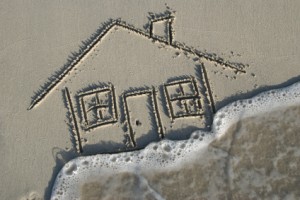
[123,89,162,148]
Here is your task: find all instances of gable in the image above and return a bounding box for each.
[60,26,201,93]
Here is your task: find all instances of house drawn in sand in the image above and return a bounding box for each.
[28,12,246,154]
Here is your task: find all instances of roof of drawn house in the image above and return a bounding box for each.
[28,12,247,110]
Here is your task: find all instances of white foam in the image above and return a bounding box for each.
[50,81,300,200]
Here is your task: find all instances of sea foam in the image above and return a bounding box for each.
[50,81,300,200]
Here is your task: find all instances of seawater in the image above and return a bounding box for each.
[50,81,300,200]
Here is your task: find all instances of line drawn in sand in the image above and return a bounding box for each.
[78,84,118,131]
[164,76,204,121]
[28,10,248,154]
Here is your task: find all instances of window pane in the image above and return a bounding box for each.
[80,87,117,129]
[165,77,203,119]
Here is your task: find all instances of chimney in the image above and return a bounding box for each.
[149,16,174,45]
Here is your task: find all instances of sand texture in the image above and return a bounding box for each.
[0,0,300,199]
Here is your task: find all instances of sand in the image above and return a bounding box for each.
[1,0,300,199]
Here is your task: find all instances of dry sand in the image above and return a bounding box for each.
[0,0,300,199]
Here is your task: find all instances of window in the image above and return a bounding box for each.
[164,77,203,119]
[79,85,117,130]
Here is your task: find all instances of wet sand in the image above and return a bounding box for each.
[80,105,300,200]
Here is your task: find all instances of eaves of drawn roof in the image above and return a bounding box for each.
[28,17,247,110]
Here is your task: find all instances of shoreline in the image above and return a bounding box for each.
[51,80,300,199]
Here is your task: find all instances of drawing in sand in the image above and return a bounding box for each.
[28,11,247,154]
